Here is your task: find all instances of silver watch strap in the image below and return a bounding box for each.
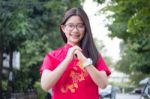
[83,58,93,68]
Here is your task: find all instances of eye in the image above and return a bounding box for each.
[67,24,74,28]
[78,24,84,28]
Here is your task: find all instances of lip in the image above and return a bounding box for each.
[70,34,80,38]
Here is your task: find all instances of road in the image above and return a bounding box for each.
[101,93,141,99]
[116,93,141,99]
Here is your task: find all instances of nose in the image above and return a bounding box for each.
[72,26,79,32]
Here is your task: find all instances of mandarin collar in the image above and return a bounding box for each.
[64,43,79,61]
[64,43,73,50]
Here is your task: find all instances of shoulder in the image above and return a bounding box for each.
[96,53,106,66]
[48,46,65,57]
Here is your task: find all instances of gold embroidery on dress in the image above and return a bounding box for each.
[77,61,83,69]
[61,61,88,93]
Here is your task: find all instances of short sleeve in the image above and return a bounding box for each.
[96,54,111,76]
[39,53,60,76]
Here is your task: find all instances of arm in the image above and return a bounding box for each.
[41,58,70,92]
[74,50,108,89]
[41,46,82,92]
[85,65,108,89]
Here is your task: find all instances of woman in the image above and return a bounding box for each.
[40,7,111,99]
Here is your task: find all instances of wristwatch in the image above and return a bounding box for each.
[83,58,93,68]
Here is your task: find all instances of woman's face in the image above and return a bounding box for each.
[61,16,85,46]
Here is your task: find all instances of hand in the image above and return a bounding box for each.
[65,46,82,61]
[74,49,87,63]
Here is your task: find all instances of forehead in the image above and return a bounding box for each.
[66,15,83,24]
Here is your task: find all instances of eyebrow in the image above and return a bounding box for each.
[66,23,84,25]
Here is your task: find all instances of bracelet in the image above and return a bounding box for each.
[83,58,93,68]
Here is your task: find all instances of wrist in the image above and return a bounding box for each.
[83,58,93,68]
[64,57,72,62]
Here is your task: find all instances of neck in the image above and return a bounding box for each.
[67,42,79,46]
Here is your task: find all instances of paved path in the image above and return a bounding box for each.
[116,93,141,99]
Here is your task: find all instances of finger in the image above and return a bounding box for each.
[74,49,82,58]
[75,49,82,53]
[74,54,78,58]
[74,51,79,58]
[72,46,82,52]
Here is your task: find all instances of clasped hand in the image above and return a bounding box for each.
[66,45,87,63]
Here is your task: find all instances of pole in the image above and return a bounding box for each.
[0,49,3,99]
[7,50,13,99]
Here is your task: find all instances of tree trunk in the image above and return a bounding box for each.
[7,50,13,99]
[0,49,3,99]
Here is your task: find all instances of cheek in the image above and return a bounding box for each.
[80,31,85,38]
[64,31,71,38]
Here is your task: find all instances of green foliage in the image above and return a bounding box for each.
[129,72,150,86]
[2,80,7,91]
[102,0,150,76]
[0,2,33,51]
[34,81,47,99]
[93,0,150,86]
[94,0,105,4]
[0,0,82,94]
[13,70,32,91]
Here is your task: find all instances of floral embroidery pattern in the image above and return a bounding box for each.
[61,61,88,93]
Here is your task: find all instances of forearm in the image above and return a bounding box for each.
[41,58,70,92]
[85,65,108,89]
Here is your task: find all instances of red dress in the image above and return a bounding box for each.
[40,44,111,99]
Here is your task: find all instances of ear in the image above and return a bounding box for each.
[61,25,66,33]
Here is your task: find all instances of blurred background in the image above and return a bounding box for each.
[0,0,150,99]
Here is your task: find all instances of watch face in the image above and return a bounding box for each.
[83,58,93,68]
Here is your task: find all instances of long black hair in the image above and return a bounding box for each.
[60,7,99,67]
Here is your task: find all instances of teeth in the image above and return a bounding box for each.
[71,34,80,38]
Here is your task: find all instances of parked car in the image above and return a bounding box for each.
[140,79,150,99]
[99,85,116,99]
[129,87,143,95]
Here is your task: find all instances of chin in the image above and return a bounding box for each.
[70,41,79,45]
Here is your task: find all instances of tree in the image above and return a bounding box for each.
[0,0,82,98]
[96,0,150,84]
[16,0,82,91]
[0,1,34,97]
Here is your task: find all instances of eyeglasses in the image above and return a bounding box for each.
[64,23,85,31]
